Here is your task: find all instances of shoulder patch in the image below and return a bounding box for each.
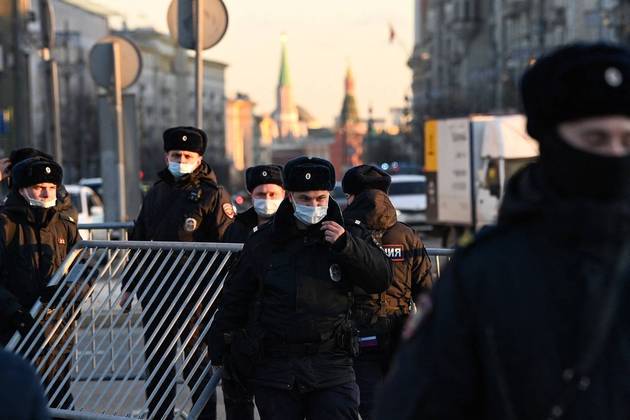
[222,203,236,219]
[382,244,405,262]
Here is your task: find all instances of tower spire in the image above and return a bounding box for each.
[340,65,359,125]
[278,33,291,87]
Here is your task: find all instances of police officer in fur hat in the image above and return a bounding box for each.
[377,42,630,420]
[209,156,392,420]
[342,164,432,420]
[0,148,78,222]
[123,126,234,420]
[224,164,285,243]
[0,157,80,409]
[221,164,284,420]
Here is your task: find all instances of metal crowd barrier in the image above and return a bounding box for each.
[78,222,135,241]
[4,242,453,420]
[427,247,455,278]
[5,240,242,420]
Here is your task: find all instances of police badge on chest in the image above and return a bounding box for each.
[184,217,198,232]
[329,263,342,283]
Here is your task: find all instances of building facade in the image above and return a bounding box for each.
[411,0,629,122]
[120,28,228,181]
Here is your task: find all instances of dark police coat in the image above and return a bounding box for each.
[223,207,259,244]
[0,192,79,340]
[376,163,630,420]
[132,161,233,243]
[343,189,432,324]
[128,162,233,296]
[209,198,393,391]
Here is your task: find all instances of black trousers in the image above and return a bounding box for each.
[354,353,387,420]
[255,381,359,420]
[142,303,216,420]
[222,366,254,420]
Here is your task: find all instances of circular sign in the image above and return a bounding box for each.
[89,35,142,89]
[167,0,228,50]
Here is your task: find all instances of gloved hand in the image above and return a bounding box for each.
[13,309,35,336]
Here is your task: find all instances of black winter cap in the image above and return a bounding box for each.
[283,156,335,192]
[520,42,630,140]
[11,157,63,189]
[163,126,207,155]
[342,164,391,195]
[245,164,284,192]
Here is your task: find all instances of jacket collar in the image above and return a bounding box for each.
[3,191,58,227]
[157,160,218,187]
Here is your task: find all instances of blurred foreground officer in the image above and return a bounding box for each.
[377,42,630,420]
[224,164,285,243]
[209,156,392,420]
[124,126,234,420]
[0,349,50,419]
[0,157,79,409]
[342,164,432,420]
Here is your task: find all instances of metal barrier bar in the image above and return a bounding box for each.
[5,240,452,418]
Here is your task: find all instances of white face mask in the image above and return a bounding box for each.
[253,198,283,218]
[20,188,57,209]
[168,161,198,177]
[292,202,328,225]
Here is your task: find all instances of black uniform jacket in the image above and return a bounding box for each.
[223,207,259,243]
[0,192,79,334]
[131,161,233,242]
[376,163,630,420]
[343,189,432,323]
[209,198,393,391]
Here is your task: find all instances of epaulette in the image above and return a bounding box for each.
[354,219,361,225]
[252,225,259,233]
[60,214,77,224]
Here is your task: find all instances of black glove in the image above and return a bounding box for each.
[13,309,35,336]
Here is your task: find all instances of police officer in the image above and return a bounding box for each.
[0,157,80,408]
[377,42,630,420]
[221,164,284,420]
[0,148,78,222]
[224,164,285,243]
[209,156,392,420]
[341,164,432,420]
[123,126,234,420]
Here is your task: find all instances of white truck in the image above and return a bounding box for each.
[424,114,539,244]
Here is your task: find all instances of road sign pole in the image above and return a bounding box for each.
[195,0,204,129]
[112,42,127,221]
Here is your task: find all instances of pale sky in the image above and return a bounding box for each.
[90,0,414,126]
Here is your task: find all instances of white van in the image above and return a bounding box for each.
[388,175,427,225]
[65,185,104,237]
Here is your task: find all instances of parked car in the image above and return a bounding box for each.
[388,174,427,225]
[65,184,104,238]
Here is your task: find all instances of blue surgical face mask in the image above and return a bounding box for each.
[253,198,283,218]
[168,161,198,177]
[292,202,328,225]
